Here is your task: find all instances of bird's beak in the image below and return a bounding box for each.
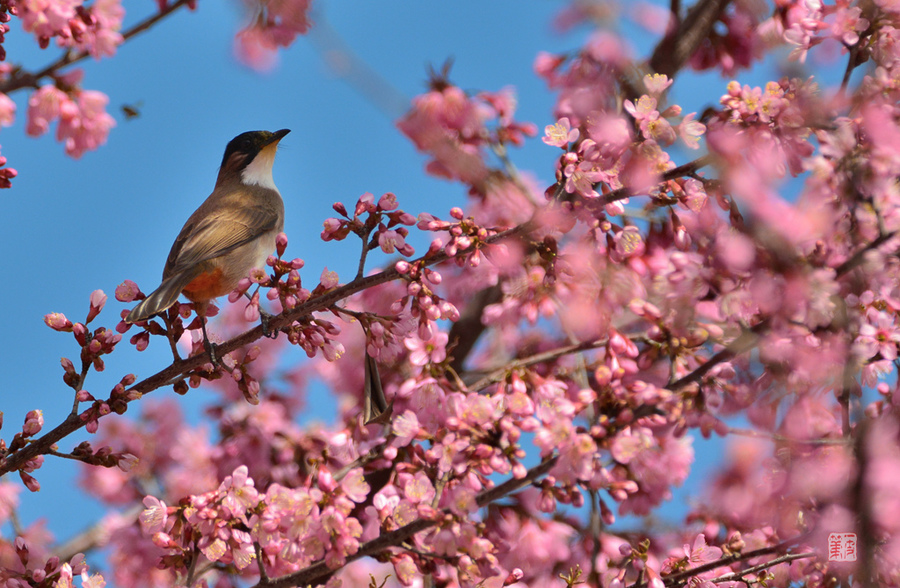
[267,129,290,146]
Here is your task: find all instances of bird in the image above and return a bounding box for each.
[125,129,290,361]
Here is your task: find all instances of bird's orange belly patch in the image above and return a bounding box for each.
[182,268,228,301]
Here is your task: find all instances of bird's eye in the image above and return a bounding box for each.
[240,138,253,150]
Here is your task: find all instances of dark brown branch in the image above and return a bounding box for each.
[708,552,816,583]
[467,338,610,391]
[627,535,807,588]
[648,0,734,78]
[447,284,503,374]
[254,456,559,588]
[0,223,534,478]
[834,230,897,276]
[0,0,194,94]
[600,155,714,206]
[667,320,766,391]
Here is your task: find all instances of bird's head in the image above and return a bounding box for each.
[219,129,290,189]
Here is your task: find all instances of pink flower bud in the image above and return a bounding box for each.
[449,207,464,219]
[424,269,442,284]
[115,280,141,302]
[320,267,339,289]
[73,323,88,346]
[60,357,76,375]
[22,409,43,436]
[44,312,73,332]
[355,192,375,216]
[117,454,139,472]
[275,232,288,256]
[85,290,107,323]
[130,331,149,352]
[19,471,40,492]
[440,301,459,321]
[504,569,524,585]
[377,192,398,211]
[317,470,338,492]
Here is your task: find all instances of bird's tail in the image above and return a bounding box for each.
[125,270,198,323]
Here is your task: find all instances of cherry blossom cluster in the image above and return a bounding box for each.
[139,464,368,578]
[321,192,417,257]
[0,545,106,588]
[43,289,122,377]
[541,73,705,204]
[10,0,124,57]
[391,257,459,343]
[772,0,871,63]
[25,74,116,158]
[397,76,536,189]
[234,0,312,70]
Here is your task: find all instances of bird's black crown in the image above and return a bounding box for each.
[221,129,290,168]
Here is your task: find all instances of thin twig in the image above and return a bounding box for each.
[709,551,816,583]
[727,427,849,446]
[467,338,609,391]
[627,535,808,588]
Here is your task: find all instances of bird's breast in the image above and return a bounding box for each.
[182,229,279,302]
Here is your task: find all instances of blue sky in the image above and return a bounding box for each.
[0,0,774,572]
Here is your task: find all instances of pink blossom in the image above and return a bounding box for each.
[26,85,67,137]
[404,331,448,366]
[542,117,579,147]
[22,409,43,436]
[855,310,900,361]
[57,90,116,158]
[643,73,673,95]
[234,0,312,71]
[0,92,14,127]
[678,112,706,149]
[377,228,414,256]
[320,267,339,288]
[139,495,168,534]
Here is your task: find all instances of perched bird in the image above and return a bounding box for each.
[125,129,290,358]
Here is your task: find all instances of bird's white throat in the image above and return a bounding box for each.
[241,145,278,190]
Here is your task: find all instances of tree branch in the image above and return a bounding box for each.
[600,155,715,206]
[0,222,534,478]
[467,337,610,391]
[447,284,503,375]
[0,0,195,95]
[648,0,734,79]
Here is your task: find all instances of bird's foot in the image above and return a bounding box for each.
[260,309,279,339]
[205,340,221,369]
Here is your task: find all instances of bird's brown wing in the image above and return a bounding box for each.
[163,189,282,279]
